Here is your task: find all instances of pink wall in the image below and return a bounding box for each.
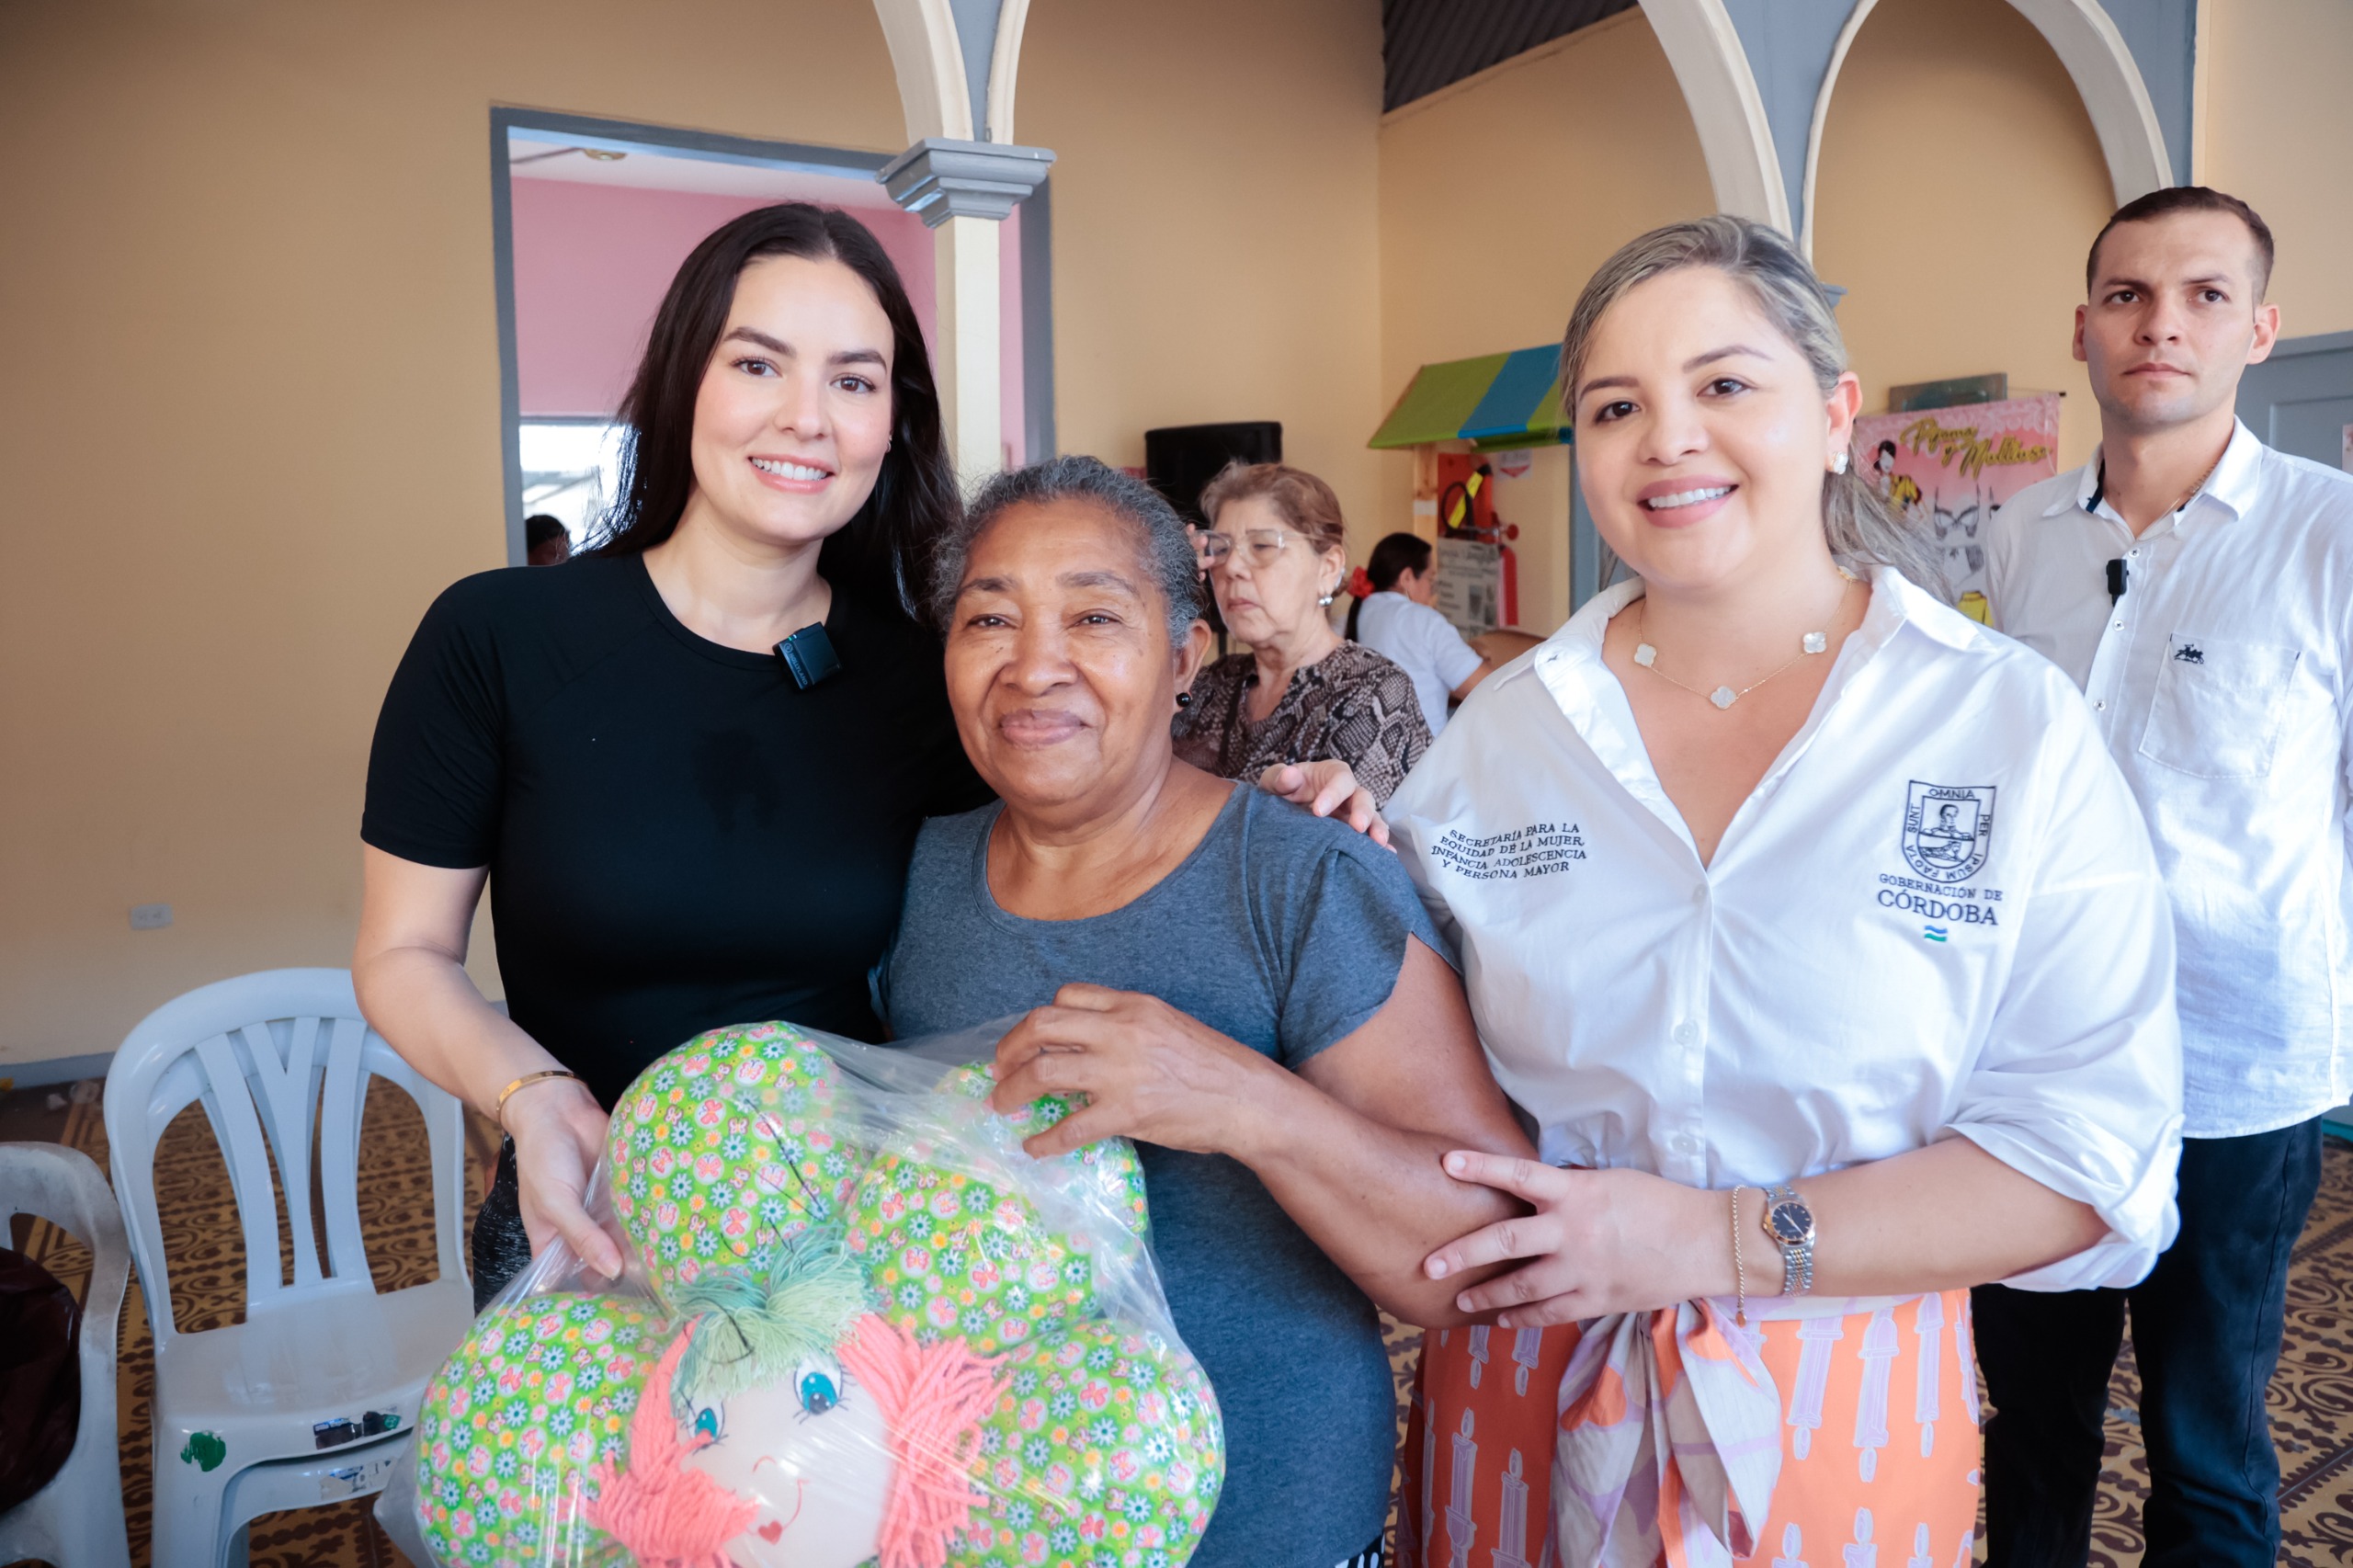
[512,176,1027,461]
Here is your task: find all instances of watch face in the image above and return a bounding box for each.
[1767,1199,1814,1244]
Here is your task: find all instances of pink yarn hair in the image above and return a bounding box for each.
[836,1315,1007,1568]
[585,1332,758,1568]
[583,1313,1005,1568]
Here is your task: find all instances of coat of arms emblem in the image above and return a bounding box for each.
[1903,781,1995,882]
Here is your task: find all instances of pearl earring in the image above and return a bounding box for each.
[1832,451,1849,475]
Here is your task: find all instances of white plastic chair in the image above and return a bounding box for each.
[0,1142,133,1568]
[105,969,473,1568]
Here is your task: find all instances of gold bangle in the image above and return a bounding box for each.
[495,1067,578,1123]
[1730,1186,1748,1327]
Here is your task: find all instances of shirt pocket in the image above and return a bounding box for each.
[2137,632,2301,779]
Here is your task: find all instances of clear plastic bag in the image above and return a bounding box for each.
[382,1020,1223,1568]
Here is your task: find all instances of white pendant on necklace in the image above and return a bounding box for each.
[1633,643,1657,667]
[1710,686,1737,710]
[1802,631,1827,654]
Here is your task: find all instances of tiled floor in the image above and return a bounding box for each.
[14,1078,2353,1567]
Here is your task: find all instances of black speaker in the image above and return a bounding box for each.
[1143,422,1282,525]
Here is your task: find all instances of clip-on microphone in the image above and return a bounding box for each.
[2105,559,2129,604]
[775,623,843,689]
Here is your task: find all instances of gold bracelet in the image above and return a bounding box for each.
[1730,1186,1748,1326]
[494,1067,578,1124]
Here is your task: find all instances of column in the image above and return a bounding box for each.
[878,137,1053,490]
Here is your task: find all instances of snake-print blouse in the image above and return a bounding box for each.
[1171,641,1432,806]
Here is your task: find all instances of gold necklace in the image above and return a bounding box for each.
[2171,453,2223,516]
[1631,574,1851,711]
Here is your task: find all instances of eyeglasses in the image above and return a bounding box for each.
[1192,527,1298,572]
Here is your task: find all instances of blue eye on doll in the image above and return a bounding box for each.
[691,1404,722,1443]
[797,1365,839,1416]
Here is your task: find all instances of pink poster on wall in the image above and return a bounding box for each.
[1851,392,2062,622]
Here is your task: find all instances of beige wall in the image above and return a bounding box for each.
[1374,10,1718,630]
[1021,0,1385,527]
[1813,0,2116,470]
[2200,0,2353,335]
[0,0,1388,1066]
[0,0,904,1065]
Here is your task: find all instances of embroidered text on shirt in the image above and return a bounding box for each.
[1430,823,1586,881]
[2174,643,2205,665]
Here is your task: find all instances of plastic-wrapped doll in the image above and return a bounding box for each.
[409,1021,1222,1568]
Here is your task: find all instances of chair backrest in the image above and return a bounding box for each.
[0,1142,131,1416]
[103,968,468,1352]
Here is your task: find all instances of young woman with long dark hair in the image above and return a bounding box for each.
[351,204,985,1301]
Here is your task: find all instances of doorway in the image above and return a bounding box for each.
[2236,329,2353,473]
[490,108,1053,562]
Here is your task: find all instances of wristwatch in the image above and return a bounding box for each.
[1761,1183,1816,1295]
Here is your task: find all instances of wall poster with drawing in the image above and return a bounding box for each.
[1851,392,2062,622]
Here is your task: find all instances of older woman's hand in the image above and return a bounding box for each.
[990,983,1280,1158]
[1258,761,1391,846]
[1421,1150,1731,1325]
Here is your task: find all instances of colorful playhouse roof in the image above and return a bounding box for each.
[1369,344,1569,451]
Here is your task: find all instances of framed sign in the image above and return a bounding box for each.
[1435,537,1502,637]
[1852,392,2062,621]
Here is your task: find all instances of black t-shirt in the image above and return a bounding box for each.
[361,553,989,1106]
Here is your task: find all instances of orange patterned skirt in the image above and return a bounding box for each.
[1396,1292,1981,1568]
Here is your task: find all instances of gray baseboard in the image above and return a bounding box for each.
[0,1052,112,1090]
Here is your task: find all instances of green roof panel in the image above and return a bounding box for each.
[1369,346,1571,450]
[1368,352,1509,449]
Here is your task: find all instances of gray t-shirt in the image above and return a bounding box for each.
[878,785,1449,1568]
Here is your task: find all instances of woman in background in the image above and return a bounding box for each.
[1174,462,1430,804]
[1345,531,1495,738]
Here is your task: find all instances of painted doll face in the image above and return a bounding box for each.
[682,1362,894,1568]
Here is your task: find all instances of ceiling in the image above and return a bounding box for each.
[506,129,898,210]
[1382,0,1640,112]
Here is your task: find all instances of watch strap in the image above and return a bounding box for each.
[1764,1182,1815,1296]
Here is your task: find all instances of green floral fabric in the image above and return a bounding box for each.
[417,1026,1224,1568]
[606,1023,868,1295]
[950,1319,1225,1568]
[415,1294,667,1568]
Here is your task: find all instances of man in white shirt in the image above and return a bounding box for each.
[1977,186,2353,1567]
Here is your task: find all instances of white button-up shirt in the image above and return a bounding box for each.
[1985,421,2353,1138]
[1385,570,2183,1290]
[1355,591,1484,737]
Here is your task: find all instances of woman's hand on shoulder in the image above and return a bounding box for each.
[990,984,1279,1158]
[501,1076,625,1278]
[1257,760,1390,846]
[1422,1152,1731,1325]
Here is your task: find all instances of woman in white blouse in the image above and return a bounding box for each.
[1383,217,2184,1567]
[1345,532,1493,736]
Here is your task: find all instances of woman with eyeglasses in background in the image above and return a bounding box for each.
[1173,463,1431,805]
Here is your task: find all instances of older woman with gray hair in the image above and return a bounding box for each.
[878,454,1533,1568]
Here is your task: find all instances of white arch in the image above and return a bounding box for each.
[870,0,1033,146]
[1798,0,1882,261]
[872,0,973,143]
[1799,0,2171,257]
[985,0,1032,147]
[1637,0,1790,233]
[2002,0,2171,200]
